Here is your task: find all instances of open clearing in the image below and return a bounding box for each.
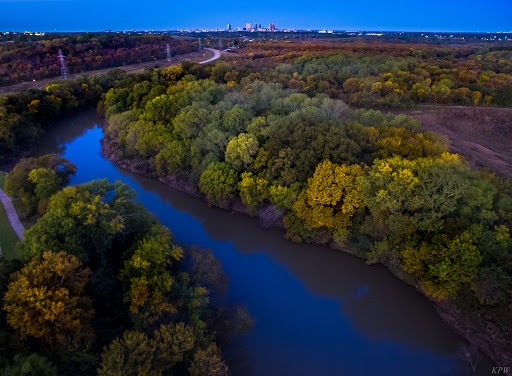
[403,105,512,179]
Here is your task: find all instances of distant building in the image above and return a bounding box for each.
[259,24,262,29]
[227,24,231,31]
[246,23,252,31]
[254,23,258,30]
[269,23,276,31]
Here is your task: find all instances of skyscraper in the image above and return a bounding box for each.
[246,23,252,31]
[269,23,276,31]
[254,23,258,30]
[227,24,231,31]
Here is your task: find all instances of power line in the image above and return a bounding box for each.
[57,49,70,80]
[166,44,172,62]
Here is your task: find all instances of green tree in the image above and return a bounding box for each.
[211,61,231,83]
[27,168,59,214]
[155,140,187,176]
[2,353,57,376]
[28,168,59,200]
[18,180,125,263]
[141,94,179,124]
[401,231,483,300]
[199,162,238,208]
[238,172,269,213]
[4,155,76,217]
[120,225,183,321]
[221,105,252,134]
[358,153,496,239]
[225,133,259,171]
[173,104,211,139]
[268,183,303,211]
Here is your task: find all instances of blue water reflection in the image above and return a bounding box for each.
[46,120,477,376]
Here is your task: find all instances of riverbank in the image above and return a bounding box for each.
[101,122,510,366]
[13,112,491,375]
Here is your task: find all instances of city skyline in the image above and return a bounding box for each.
[0,0,511,33]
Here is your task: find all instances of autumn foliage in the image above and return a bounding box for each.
[3,251,94,349]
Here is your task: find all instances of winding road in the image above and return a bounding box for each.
[0,188,24,240]
[0,49,222,96]
[199,48,221,64]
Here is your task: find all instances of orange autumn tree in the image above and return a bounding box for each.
[3,251,94,349]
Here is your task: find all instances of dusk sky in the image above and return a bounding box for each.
[0,0,511,32]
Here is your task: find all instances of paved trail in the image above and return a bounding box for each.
[199,48,221,64]
[0,188,24,240]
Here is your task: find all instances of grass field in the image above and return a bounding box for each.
[0,171,20,259]
[400,105,512,179]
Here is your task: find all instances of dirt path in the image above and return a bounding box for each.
[0,188,24,240]
[0,49,220,96]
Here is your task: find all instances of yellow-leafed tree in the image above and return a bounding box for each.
[3,251,94,349]
[293,160,364,233]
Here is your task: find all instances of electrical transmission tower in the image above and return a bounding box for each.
[198,38,203,53]
[57,49,70,79]
[166,44,172,62]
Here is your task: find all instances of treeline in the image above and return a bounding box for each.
[100,63,512,361]
[0,155,249,375]
[229,41,512,107]
[1,46,511,361]
[0,68,137,164]
[0,33,195,85]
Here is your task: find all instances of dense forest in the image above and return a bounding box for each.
[0,155,250,374]
[0,40,511,366]
[0,33,195,86]
[97,61,512,363]
[227,41,512,107]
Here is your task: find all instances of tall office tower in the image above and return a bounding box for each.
[227,24,232,31]
[246,23,252,31]
[259,24,262,29]
[269,23,276,31]
[254,23,258,30]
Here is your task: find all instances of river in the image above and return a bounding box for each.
[32,110,485,376]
